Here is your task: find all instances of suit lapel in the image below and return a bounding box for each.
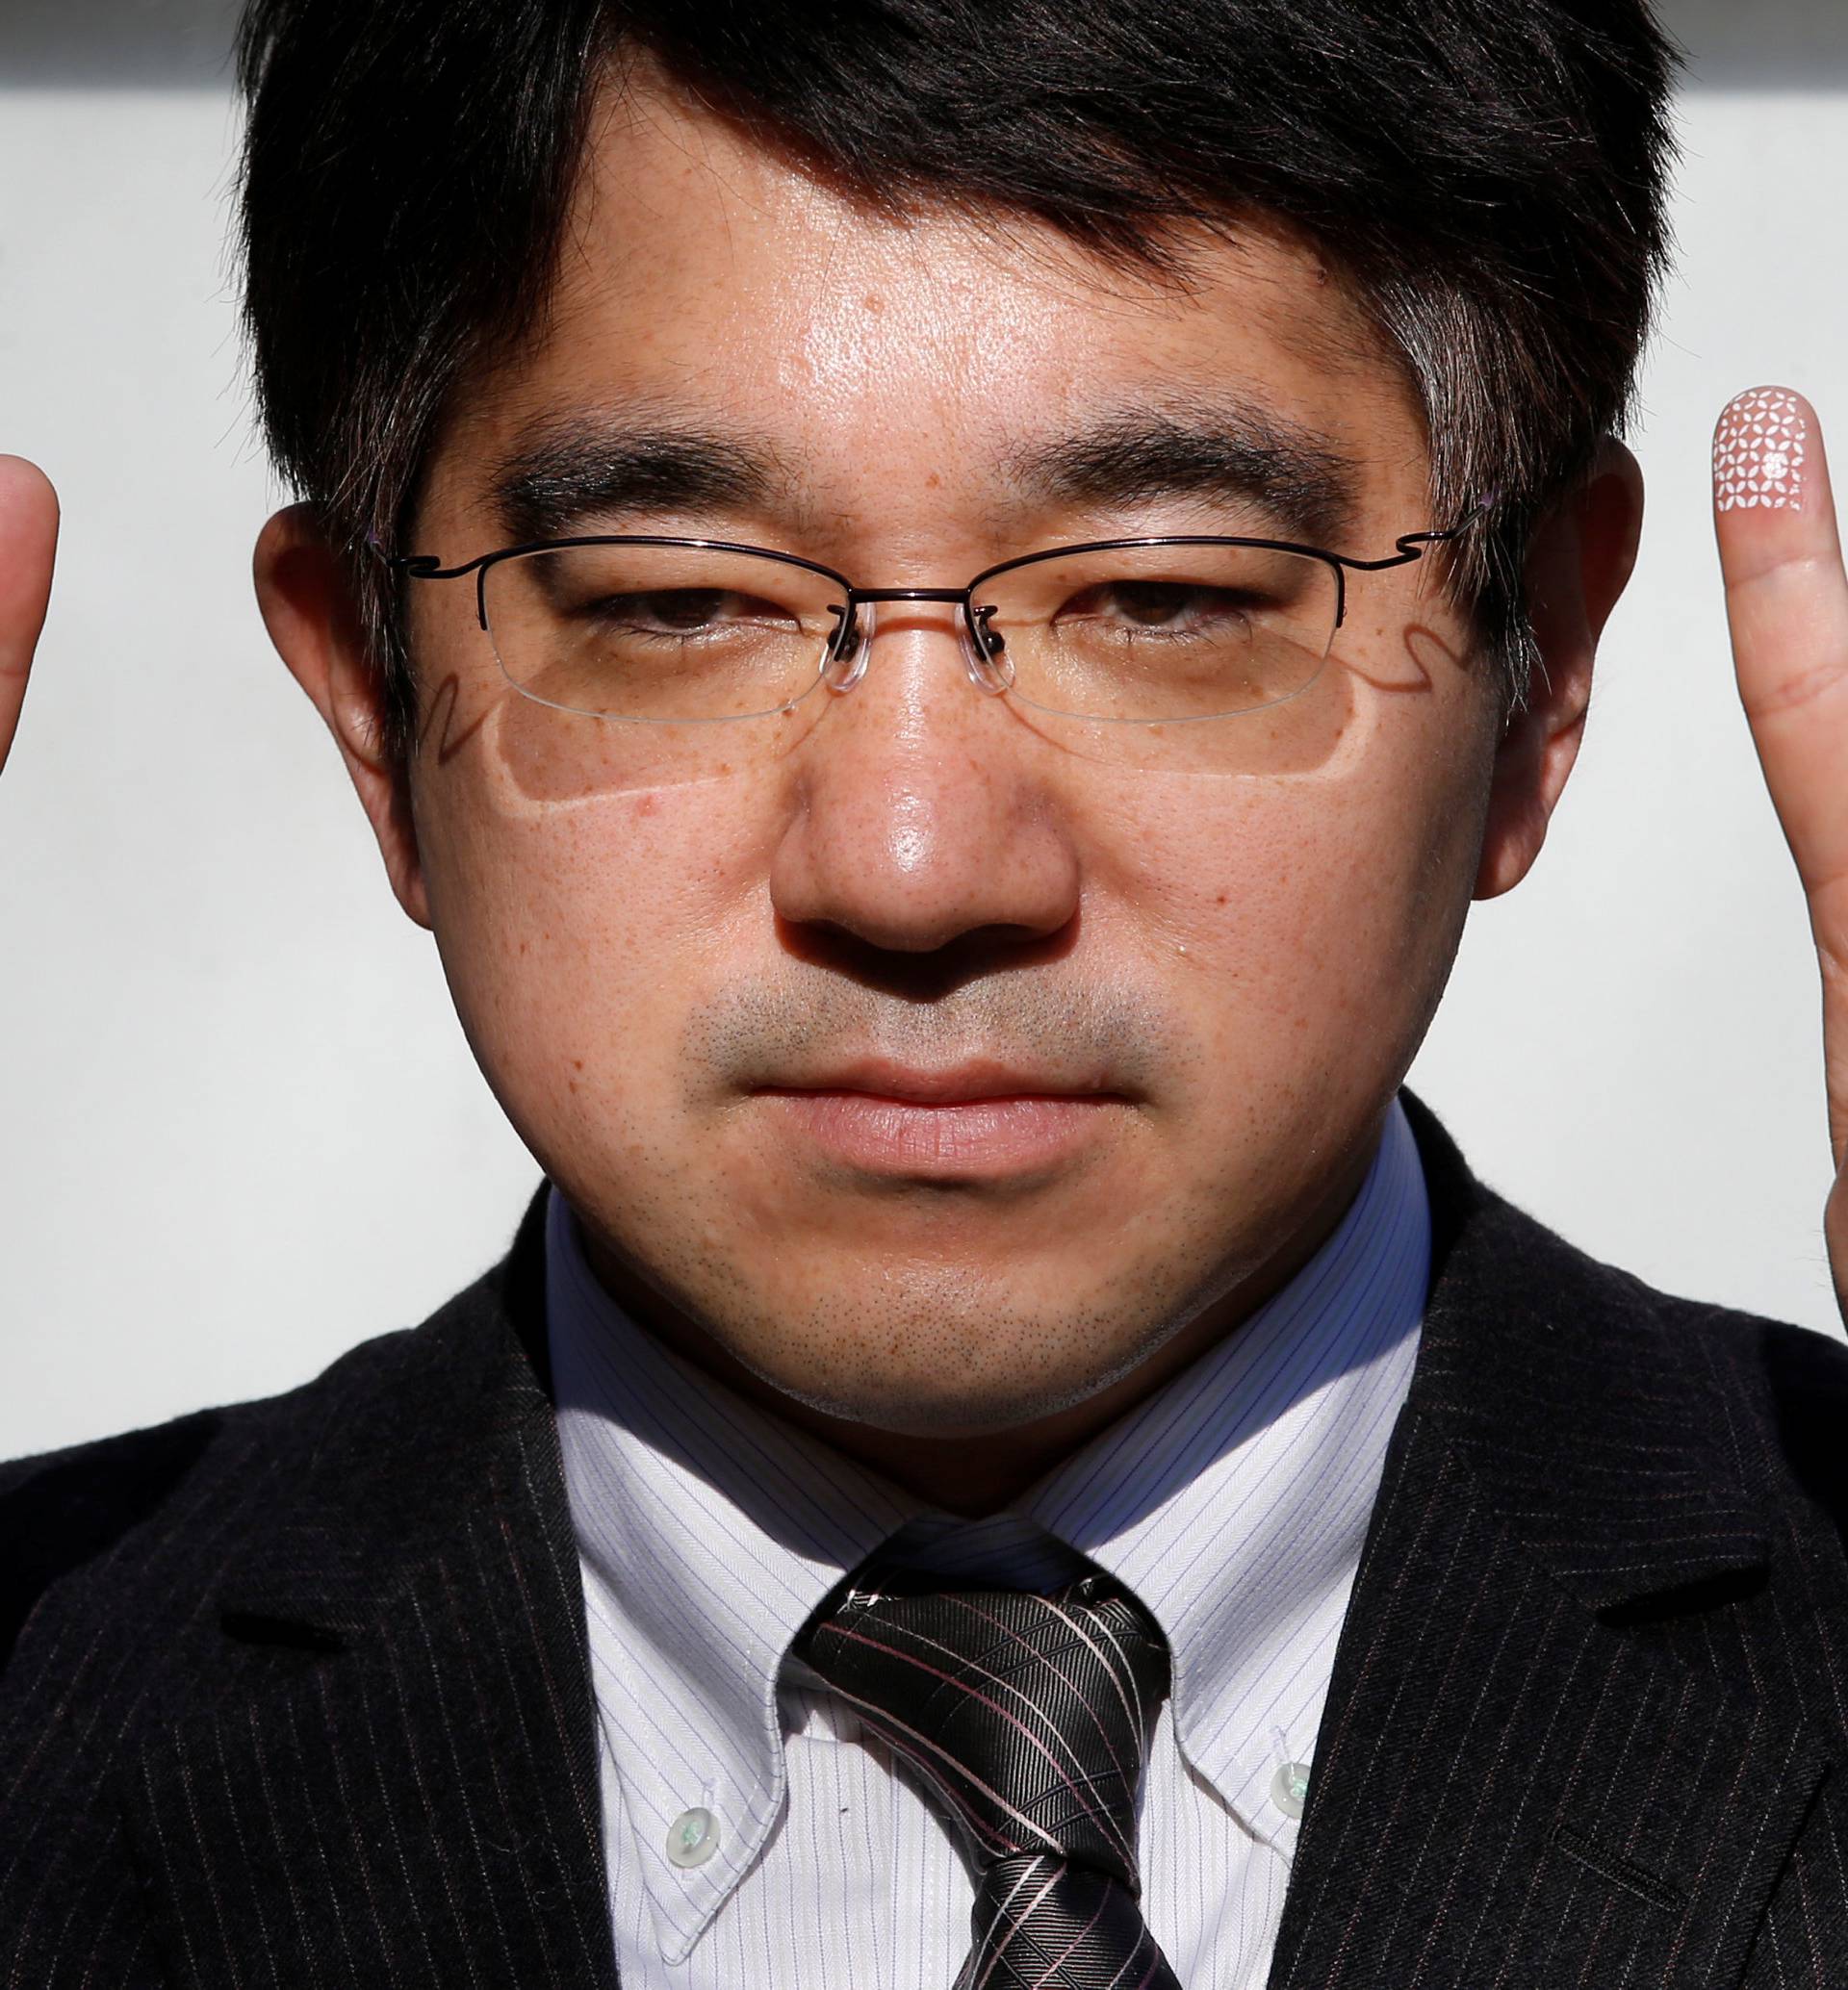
[1267,1097,1827,1990]
[125,1198,619,1989]
[1269,1409,1822,1990]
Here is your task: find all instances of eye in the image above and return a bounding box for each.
[1057,578,1263,636]
[583,587,796,636]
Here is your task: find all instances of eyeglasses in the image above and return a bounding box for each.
[385,515,1478,774]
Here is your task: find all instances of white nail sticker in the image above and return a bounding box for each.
[1715,388,1808,512]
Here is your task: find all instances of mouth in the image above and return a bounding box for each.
[752,1059,1132,1180]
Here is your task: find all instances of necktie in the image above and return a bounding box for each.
[799,1569,1183,1990]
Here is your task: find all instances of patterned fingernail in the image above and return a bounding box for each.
[1714,388,1808,512]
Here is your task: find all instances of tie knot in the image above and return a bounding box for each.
[799,1571,1170,1893]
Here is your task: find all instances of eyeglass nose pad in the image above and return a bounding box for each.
[962,602,1014,696]
[823,601,872,695]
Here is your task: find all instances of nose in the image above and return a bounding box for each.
[768,606,1082,958]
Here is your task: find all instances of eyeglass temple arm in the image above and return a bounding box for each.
[374,547,478,581]
[1335,497,1497,574]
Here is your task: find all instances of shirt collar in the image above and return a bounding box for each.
[1025,1094,1428,1847]
[547,1194,920,1957]
[549,1095,1427,1940]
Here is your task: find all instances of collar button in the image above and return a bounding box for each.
[1270,1761,1311,1821]
[666,1806,719,1869]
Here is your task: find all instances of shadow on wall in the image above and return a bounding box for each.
[0,0,1844,89]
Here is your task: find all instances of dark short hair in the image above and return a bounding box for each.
[236,0,1680,753]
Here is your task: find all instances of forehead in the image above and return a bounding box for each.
[440,75,1427,535]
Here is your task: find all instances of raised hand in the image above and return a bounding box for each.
[1714,389,1848,1321]
[0,457,59,778]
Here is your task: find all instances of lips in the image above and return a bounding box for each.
[767,1055,1117,1102]
[754,1059,1128,1177]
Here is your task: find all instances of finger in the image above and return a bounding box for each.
[1714,388,1848,1161]
[0,455,60,777]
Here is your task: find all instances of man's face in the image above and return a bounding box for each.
[396,81,1504,1435]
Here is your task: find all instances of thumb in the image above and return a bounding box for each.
[0,456,60,778]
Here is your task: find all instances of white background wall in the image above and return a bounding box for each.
[3,2,1846,1458]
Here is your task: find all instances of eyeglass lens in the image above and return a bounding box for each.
[481,541,1341,778]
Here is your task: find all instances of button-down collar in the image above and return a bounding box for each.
[1030,1094,1427,1848]
[549,1200,920,1958]
[550,1096,1427,1952]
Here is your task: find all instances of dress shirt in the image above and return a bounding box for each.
[549,1095,1429,1989]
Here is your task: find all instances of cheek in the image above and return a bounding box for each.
[413,770,767,1125]
[1091,731,1490,1068]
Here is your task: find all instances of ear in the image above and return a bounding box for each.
[1475,438,1644,901]
[253,505,430,929]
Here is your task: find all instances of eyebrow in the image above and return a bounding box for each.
[483,396,1361,553]
[487,415,781,544]
[1007,401,1360,549]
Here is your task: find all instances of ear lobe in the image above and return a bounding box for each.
[1474,439,1644,902]
[253,504,431,929]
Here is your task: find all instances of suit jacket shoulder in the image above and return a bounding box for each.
[0,1194,611,1989]
[1691,1293,1848,1576]
[0,1230,539,1696]
[2,1319,418,1676]
[1405,1098,1848,1701]
[1267,1097,1848,1990]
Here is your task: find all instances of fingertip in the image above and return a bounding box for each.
[0,455,60,537]
[1714,386,1821,518]
[1716,384,1815,433]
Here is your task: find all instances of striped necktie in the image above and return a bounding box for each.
[799,1569,1182,1989]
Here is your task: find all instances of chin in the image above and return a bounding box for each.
[772,1369,1081,1440]
[569,1174,1245,1437]
[718,1281,1194,1439]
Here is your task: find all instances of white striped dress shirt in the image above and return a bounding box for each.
[549,1094,1429,1989]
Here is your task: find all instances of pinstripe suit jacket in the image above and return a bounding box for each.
[6,1095,1848,1988]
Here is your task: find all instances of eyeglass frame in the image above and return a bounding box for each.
[379,506,1487,719]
